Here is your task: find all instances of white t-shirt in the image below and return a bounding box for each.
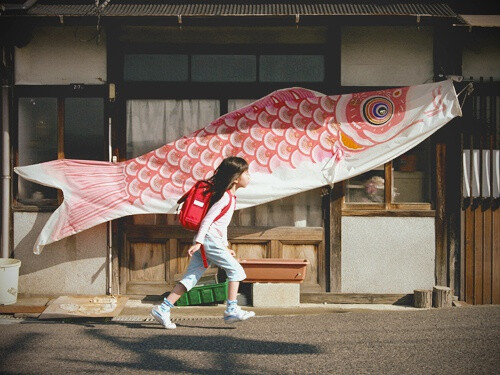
[194,191,235,247]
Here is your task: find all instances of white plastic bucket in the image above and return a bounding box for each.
[0,259,21,305]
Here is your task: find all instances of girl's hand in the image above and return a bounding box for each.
[227,248,236,257]
[187,243,202,257]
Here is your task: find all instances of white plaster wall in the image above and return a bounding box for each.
[341,26,433,86]
[341,217,435,293]
[462,29,500,80]
[15,26,107,85]
[13,212,107,295]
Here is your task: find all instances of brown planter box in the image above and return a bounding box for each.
[238,258,309,283]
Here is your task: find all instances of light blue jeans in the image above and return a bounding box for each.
[179,234,246,291]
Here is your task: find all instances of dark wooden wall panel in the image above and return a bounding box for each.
[493,209,500,304]
[460,79,499,305]
[464,208,474,303]
[473,208,483,304]
[483,208,492,304]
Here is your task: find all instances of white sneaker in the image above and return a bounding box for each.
[151,305,176,329]
[224,306,255,324]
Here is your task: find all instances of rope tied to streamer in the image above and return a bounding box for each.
[457,82,474,110]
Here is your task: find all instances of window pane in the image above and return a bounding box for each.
[393,142,431,203]
[124,54,188,81]
[259,55,324,82]
[18,98,58,205]
[192,55,256,82]
[64,98,105,160]
[345,168,385,203]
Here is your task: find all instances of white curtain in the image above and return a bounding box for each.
[228,100,323,228]
[126,100,220,158]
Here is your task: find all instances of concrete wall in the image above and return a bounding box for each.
[15,26,107,85]
[341,26,433,86]
[341,217,435,293]
[462,29,500,80]
[13,25,108,295]
[13,212,107,295]
[340,27,436,294]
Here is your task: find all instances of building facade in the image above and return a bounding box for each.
[1,1,498,304]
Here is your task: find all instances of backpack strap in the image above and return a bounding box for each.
[200,245,209,268]
[177,180,204,204]
[213,191,234,223]
[177,190,190,205]
[200,192,234,269]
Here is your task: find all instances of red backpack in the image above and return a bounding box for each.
[177,181,233,267]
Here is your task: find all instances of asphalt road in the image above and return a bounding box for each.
[1,305,499,374]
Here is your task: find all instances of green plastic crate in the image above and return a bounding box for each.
[175,281,228,306]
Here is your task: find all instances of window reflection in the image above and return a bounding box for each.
[393,141,431,203]
[65,98,104,160]
[192,55,256,82]
[124,54,188,81]
[346,169,385,204]
[18,98,58,205]
[260,55,324,82]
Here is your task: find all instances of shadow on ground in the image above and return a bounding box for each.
[67,327,321,374]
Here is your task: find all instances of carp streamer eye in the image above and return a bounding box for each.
[362,96,394,126]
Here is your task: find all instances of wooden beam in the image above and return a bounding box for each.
[57,97,65,205]
[342,209,435,217]
[301,293,413,305]
[384,162,392,209]
[329,182,343,292]
[444,118,463,298]
[432,25,463,79]
[0,305,46,314]
[432,24,463,295]
[229,226,323,241]
[435,141,447,286]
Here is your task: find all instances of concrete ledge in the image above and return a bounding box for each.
[252,283,300,307]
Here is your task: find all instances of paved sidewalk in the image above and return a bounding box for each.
[119,299,422,322]
[1,295,426,323]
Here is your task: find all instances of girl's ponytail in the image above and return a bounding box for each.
[207,157,249,208]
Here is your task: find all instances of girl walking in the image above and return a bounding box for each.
[152,156,254,329]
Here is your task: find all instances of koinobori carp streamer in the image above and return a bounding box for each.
[15,80,461,253]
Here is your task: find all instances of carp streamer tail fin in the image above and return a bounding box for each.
[15,159,128,253]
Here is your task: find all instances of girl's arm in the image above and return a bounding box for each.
[187,243,201,256]
[194,192,231,245]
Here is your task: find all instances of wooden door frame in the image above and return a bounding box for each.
[118,223,193,295]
